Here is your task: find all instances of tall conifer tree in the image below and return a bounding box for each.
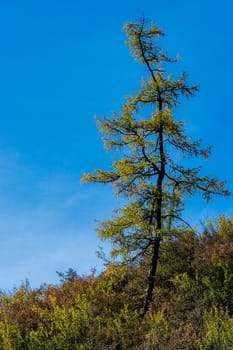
[82,18,229,314]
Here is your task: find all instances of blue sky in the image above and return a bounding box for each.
[0,0,232,290]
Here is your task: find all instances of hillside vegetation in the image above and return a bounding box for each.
[1,216,233,349]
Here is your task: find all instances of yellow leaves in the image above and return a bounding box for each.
[96,200,155,261]
[48,295,57,308]
[81,170,119,184]
[155,228,163,238]
[122,99,137,114]
[113,158,136,177]
[0,319,22,350]
[80,173,93,183]
[150,24,164,36]
[144,310,168,346]
[218,216,233,238]
[1,294,8,306]
[124,19,165,67]
[31,304,41,314]
[197,307,233,349]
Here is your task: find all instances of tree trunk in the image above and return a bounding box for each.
[142,237,161,315]
[142,103,164,316]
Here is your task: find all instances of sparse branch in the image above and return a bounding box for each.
[142,145,160,173]
[162,214,194,230]
[137,30,158,84]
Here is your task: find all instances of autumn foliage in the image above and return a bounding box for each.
[0,217,233,349]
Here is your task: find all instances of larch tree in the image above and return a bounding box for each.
[82,18,229,315]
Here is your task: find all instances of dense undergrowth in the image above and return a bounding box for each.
[1,216,233,349]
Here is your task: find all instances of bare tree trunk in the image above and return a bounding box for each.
[142,237,161,315]
[143,103,164,316]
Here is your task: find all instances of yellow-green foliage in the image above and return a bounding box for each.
[0,217,233,348]
[197,307,233,350]
[27,294,90,350]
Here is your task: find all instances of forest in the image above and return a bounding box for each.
[0,17,232,349]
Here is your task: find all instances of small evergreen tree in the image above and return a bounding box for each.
[82,17,229,315]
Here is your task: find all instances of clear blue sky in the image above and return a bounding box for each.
[0,0,232,290]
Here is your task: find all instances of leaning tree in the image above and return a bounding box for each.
[82,18,229,315]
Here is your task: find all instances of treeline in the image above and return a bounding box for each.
[1,216,233,349]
